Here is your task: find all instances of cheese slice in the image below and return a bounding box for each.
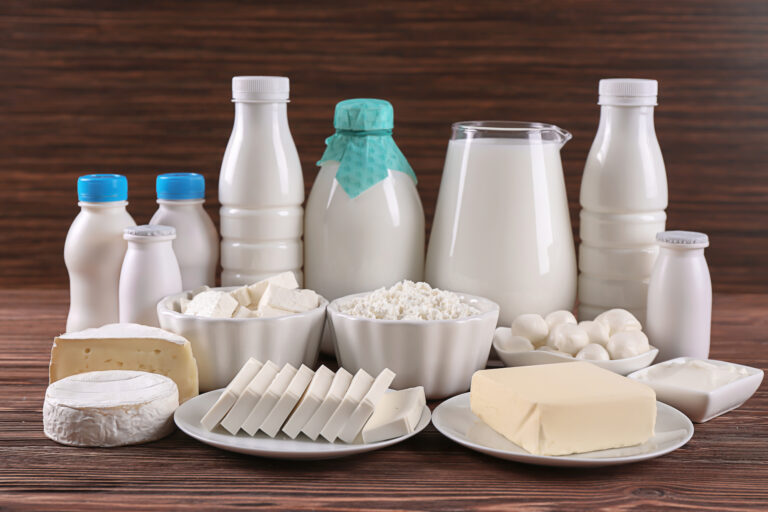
[282,365,335,439]
[50,323,199,403]
[259,365,314,437]
[201,358,263,431]
[362,387,426,443]
[43,370,178,447]
[302,368,353,441]
[470,362,657,456]
[221,360,280,434]
[321,369,374,443]
[339,368,396,443]
[242,364,297,436]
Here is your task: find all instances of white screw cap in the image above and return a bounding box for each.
[232,76,289,101]
[599,78,658,106]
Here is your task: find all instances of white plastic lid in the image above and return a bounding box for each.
[124,224,176,241]
[232,76,289,102]
[599,78,658,106]
[656,230,709,249]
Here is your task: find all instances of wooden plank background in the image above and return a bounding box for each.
[1,0,767,291]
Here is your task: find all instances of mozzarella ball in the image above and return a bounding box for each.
[510,313,549,347]
[578,320,610,347]
[536,346,570,356]
[575,343,610,361]
[606,330,650,359]
[546,323,590,355]
[493,327,534,353]
[544,310,577,330]
[595,308,642,335]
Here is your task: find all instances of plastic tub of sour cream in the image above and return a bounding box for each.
[628,357,763,422]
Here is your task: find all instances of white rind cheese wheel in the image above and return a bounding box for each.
[43,370,179,447]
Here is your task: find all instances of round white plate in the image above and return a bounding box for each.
[432,393,693,467]
[174,389,431,460]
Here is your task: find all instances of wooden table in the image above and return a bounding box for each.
[1,290,766,510]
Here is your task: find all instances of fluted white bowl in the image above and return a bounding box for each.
[327,292,500,399]
[157,287,327,392]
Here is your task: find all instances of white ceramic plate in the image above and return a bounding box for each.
[432,393,693,467]
[493,327,658,375]
[175,389,431,460]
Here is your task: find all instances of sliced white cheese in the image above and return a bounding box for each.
[43,370,178,447]
[242,364,297,436]
[259,365,314,437]
[339,368,396,443]
[220,361,280,434]
[184,290,239,318]
[50,323,199,403]
[302,368,353,441]
[200,358,263,431]
[320,369,374,443]
[282,365,335,439]
[256,304,292,318]
[248,272,299,304]
[230,286,253,307]
[259,284,318,313]
[362,386,426,444]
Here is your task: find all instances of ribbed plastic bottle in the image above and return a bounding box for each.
[218,76,304,286]
[578,79,668,325]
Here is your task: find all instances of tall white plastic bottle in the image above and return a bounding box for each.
[579,79,668,325]
[218,76,304,286]
[64,174,136,332]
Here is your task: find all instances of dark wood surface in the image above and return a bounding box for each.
[0,289,766,511]
[2,0,768,291]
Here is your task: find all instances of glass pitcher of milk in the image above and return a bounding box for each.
[425,122,576,326]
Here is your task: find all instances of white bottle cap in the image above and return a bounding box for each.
[656,230,709,249]
[124,224,176,241]
[598,78,658,106]
[232,76,289,102]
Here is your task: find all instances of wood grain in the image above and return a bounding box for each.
[1,1,767,291]
[0,290,766,510]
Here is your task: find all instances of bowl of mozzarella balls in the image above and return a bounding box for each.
[493,308,658,375]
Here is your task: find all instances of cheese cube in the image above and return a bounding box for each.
[258,284,319,313]
[470,362,656,456]
[247,272,299,304]
[320,369,374,443]
[256,305,291,318]
[282,365,335,439]
[259,365,315,437]
[362,386,426,444]
[241,364,297,436]
[184,291,239,318]
[230,286,253,307]
[339,368,396,443]
[201,358,263,431]
[220,361,280,434]
[302,368,353,441]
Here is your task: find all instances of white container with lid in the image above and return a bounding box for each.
[218,76,304,286]
[64,174,136,332]
[578,79,668,324]
[645,231,712,362]
[150,173,218,290]
[119,225,183,327]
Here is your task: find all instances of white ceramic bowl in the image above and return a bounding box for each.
[493,327,659,375]
[327,292,500,399]
[157,287,328,392]
[628,357,764,423]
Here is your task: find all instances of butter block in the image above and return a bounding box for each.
[320,369,374,443]
[302,368,353,441]
[339,368,396,443]
[362,386,426,444]
[220,361,279,434]
[200,358,263,431]
[282,365,335,439]
[259,284,319,313]
[185,290,239,318]
[470,362,656,456]
[259,365,314,437]
[241,363,297,436]
[248,272,299,304]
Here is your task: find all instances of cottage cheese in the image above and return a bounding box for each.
[338,281,479,320]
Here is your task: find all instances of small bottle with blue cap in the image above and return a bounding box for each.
[64,174,136,332]
[149,173,219,290]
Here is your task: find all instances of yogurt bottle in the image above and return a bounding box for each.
[578,79,668,324]
[118,225,183,327]
[305,98,424,303]
[150,173,218,290]
[64,174,136,332]
[218,76,304,286]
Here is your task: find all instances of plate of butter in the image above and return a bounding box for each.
[432,363,694,467]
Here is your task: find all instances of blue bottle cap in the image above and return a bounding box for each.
[77,174,128,202]
[156,173,206,200]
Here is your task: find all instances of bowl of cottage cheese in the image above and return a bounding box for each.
[328,281,499,399]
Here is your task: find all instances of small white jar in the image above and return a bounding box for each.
[645,231,711,362]
[119,225,183,327]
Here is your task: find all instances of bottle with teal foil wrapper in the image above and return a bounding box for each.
[305,99,425,349]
